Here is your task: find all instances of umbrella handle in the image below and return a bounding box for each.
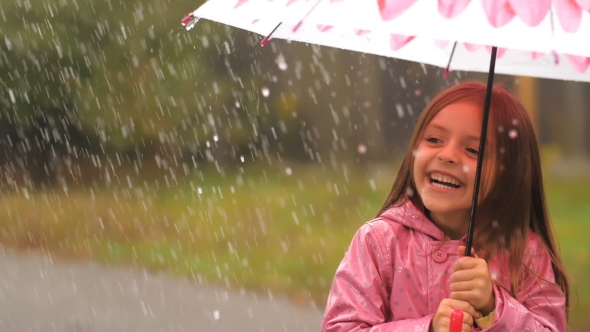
[449,309,464,332]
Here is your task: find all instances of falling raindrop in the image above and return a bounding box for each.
[405,187,414,197]
[285,167,292,176]
[8,89,16,103]
[492,220,499,228]
[213,310,220,321]
[399,77,407,89]
[213,134,219,142]
[508,129,518,139]
[462,165,470,173]
[357,144,367,154]
[277,54,288,71]
[395,103,404,118]
[261,87,270,97]
[369,179,376,191]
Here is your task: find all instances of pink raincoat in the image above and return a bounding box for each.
[322,199,566,331]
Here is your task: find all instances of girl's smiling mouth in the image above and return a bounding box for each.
[428,172,463,189]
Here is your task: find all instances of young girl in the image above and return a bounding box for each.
[321,82,569,332]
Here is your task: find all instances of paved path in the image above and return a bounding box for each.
[0,248,324,331]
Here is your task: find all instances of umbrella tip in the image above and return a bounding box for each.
[443,68,450,78]
[261,37,271,46]
[181,14,193,25]
[181,13,200,31]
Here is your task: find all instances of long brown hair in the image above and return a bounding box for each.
[377,81,569,317]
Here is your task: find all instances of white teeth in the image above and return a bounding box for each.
[430,172,461,186]
[432,182,456,189]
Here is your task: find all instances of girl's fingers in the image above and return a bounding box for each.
[450,269,475,282]
[462,323,473,332]
[450,281,472,292]
[450,291,472,303]
[447,299,479,319]
[453,257,480,272]
[462,310,475,325]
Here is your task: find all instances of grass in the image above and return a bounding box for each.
[544,176,590,331]
[0,157,588,330]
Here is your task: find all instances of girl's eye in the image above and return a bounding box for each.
[466,148,479,155]
[426,137,441,143]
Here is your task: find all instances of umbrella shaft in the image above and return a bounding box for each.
[465,47,498,257]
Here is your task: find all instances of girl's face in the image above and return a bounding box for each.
[413,101,495,229]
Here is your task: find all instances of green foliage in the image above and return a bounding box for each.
[0,0,265,154]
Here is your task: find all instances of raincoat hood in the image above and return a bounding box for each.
[378,198,449,241]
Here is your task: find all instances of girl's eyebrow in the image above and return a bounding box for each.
[428,124,481,142]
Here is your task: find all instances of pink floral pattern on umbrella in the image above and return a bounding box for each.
[438,0,472,18]
[379,0,418,20]
[434,39,452,48]
[464,42,481,52]
[482,0,516,27]
[530,52,545,60]
[355,29,371,36]
[566,54,590,73]
[485,45,507,58]
[508,0,551,26]
[389,34,415,51]
[554,0,584,32]
[576,0,590,10]
[236,0,588,33]
[234,0,251,8]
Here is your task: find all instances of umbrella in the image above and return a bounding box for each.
[180,1,589,327]
[182,0,590,81]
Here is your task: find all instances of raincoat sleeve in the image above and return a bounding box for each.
[481,234,566,332]
[322,220,433,332]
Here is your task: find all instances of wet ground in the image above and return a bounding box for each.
[0,248,323,331]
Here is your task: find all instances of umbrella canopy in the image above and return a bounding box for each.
[181,0,590,268]
[187,0,590,81]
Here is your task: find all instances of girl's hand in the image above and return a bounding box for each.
[430,298,478,332]
[450,246,495,316]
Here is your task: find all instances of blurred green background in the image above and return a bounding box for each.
[0,0,589,330]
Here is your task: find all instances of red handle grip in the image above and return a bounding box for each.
[449,309,464,332]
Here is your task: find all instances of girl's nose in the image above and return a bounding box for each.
[437,146,459,164]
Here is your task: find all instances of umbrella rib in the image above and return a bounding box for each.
[261,0,324,46]
[443,42,458,78]
[293,0,324,33]
[465,46,498,257]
